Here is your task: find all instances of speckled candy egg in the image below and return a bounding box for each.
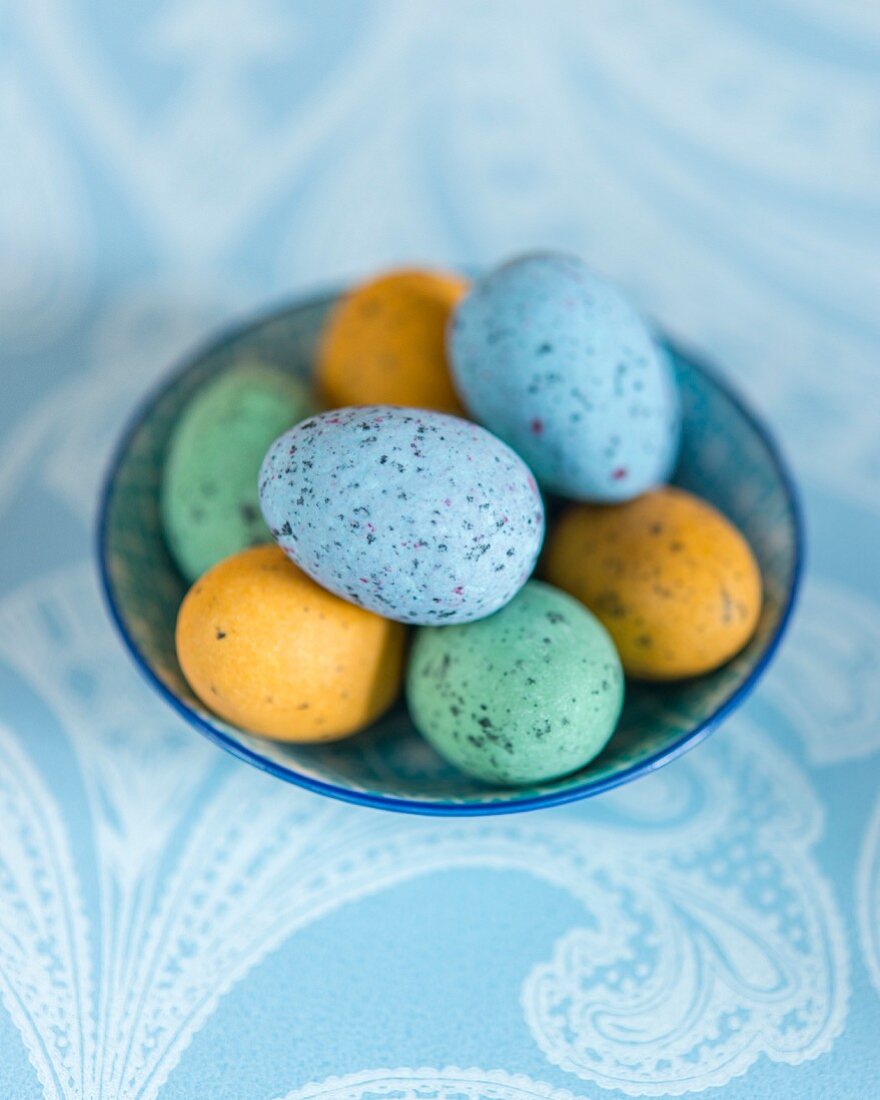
[259,406,545,625]
[161,363,316,581]
[318,268,468,414]
[175,545,406,741]
[407,580,624,785]
[449,252,680,501]
[544,486,763,679]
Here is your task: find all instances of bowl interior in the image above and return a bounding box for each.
[99,293,800,813]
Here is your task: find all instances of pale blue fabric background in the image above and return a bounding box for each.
[1,2,879,1098]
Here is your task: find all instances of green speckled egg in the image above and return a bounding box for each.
[161,363,316,581]
[406,580,624,786]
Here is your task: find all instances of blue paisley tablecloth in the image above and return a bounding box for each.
[1,3,879,1098]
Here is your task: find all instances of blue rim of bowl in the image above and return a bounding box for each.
[96,288,805,816]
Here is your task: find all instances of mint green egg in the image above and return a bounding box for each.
[161,363,316,582]
[406,580,624,786]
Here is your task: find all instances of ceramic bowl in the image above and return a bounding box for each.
[98,289,803,815]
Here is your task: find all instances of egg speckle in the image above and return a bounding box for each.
[259,405,545,625]
[449,252,680,500]
[318,268,467,413]
[544,486,762,679]
[175,545,406,741]
[406,580,624,785]
[161,363,315,581]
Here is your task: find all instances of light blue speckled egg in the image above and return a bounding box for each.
[259,406,545,625]
[448,252,680,501]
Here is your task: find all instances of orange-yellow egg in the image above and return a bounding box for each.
[543,487,762,680]
[317,268,468,413]
[175,545,406,741]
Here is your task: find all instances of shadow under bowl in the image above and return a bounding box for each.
[98,289,803,815]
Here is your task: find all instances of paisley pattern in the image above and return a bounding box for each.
[0,726,93,1100]
[764,579,880,764]
[0,567,850,1097]
[274,1068,587,1100]
[2,2,879,1097]
[857,796,880,999]
[522,719,846,1094]
[0,68,91,351]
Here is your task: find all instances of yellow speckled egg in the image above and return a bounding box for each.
[175,545,406,741]
[544,486,762,680]
[317,268,468,413]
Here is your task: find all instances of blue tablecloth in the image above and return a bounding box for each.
[2,3,879,1097]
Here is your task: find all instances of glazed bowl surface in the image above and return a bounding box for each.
[98,290,802,815]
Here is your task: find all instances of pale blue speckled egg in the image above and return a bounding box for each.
[259,406,545,625]
[448,252,680,501]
